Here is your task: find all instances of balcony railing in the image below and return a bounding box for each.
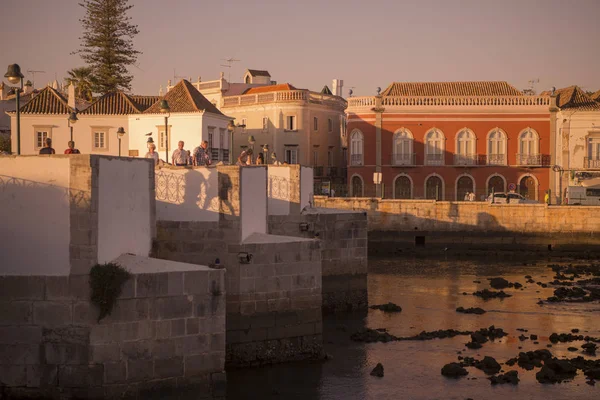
[347,95,551,109]
[391,153,416,166]
[425,153,444,166]
[222,89,346,109]
[453,154,479,166]
[516,153,550,166]
[585,157,600,169]
[350,154,363,166]
[487,154,507,166]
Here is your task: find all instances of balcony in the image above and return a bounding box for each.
[314,166,324,177]
[516,154,551,166]
[325,166,338,177]
[585,157,600,169]
[425,153,444,166]
[453,154,479,166]
[391,153,416,166]
[350,154,363,166]
[487,154,507,166]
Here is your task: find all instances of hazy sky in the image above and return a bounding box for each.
[2,0,599,96]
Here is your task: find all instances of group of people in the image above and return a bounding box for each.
[462,191,477,202]
[38,137,81,155]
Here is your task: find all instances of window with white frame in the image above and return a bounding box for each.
[350,129,364,166]
[487,128,507,165]
[455,129,476,165]
[313,117,318,131]
[35,129,49,149]
[285,147,298,164]
[425,128,445,165]
[286,115,296,131]
[588,135,600,160]
[519,128,539,155]
[93,130,107,150]
[328,118,333,133]
[157,127,169,151]
[392,128,414,165]
[262,117,268,131]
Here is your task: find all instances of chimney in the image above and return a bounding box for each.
[68,83,76,109]
[332,79,344,97]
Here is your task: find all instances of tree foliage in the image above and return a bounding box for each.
[65,66,95,101]
[73,0,140,94]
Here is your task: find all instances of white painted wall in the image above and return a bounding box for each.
[0,157,71,275]
[301,166,314,210]
[10,114,129,156]
[155,167,219,221]
[267,166,291,215]
[241,167,267,241]
[97,157,153,263]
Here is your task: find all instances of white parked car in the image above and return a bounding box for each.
[487,192,538,204]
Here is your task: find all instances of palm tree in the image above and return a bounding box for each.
[65,67,95,101]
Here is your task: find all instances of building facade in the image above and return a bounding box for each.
[163,70,348,183]
[346,82,556,201]
[545,86,600,199]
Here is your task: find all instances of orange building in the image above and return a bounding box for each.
[345,82,558,201]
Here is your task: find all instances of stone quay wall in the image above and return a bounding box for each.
[313,196,600,251]
[0,258,225,399]
[268,210,368,313]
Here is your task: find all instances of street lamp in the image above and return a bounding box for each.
[4,64,25,155]
[160,100,170,163]
[248,135,256,164]
[552,165,564,205]
[227,120,246,165]
[68,111,78,142]
[117,127,125,157]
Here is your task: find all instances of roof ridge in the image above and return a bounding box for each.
[48,87,72,110]
[121,92,144,113]
[181,80,200,111]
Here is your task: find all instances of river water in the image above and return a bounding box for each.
[227,256,600,400]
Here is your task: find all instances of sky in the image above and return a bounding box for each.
[1,0,599,97]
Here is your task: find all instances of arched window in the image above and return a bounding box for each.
[487,128,507,165]
[519,175,538,200]
[517,128,540,165]
[350,130,364,166]
[425,129,445,165]
[487,174,506,196]
[394,175,412,199]
[456,175,475,201]
[455,128,476,165]
[392,128,414,165]
[351,175,363,197]
[425,175,444,200]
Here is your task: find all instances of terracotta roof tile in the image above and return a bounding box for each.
[321,85,333,95]
[16,86,73,114]
[130,95,161,111]
[381,81,523,96]
[242,83,297,95]
[542,86,600,111]
[144,80,223,115]
[591,90,600,103]
[79,91,144,115]
[247,69,271,77]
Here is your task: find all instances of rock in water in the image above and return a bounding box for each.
[441,363,468,378]
[489,370,519,385]
[456,307,486,315]
[369,303,402,313]
[476,356,502,375]
[489,277,510,289]
[370,363,384,377]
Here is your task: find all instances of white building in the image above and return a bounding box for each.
[544,86,600,197]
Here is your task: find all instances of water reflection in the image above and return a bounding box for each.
[227,257,599,400]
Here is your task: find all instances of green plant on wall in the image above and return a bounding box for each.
[89,262,131,322]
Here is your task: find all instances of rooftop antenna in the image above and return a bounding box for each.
[173,69,186,83]
[220,57,240,83]
[27,70,46,88]
[523,78,539,96]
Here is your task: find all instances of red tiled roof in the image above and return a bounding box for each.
[542,86,600,111]
[247,69,271,77]
[381,81,523,96]
[242,83,297,95]
[130,95,161,111]
[144,80,223,115]
[79,91,144,115]
[15,87,74,114]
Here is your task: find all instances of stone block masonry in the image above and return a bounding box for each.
[0,255,226,399]
[269,209,368,313]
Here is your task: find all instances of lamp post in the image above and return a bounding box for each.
[4,64,25,155]
[248,135,256,163]
[159,100,170,163]
[227,120,246,165]
[117,127,125,157]
[68,111,78,142]
[552,165,563,205]
[262,144,269,165]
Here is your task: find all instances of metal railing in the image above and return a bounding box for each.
[391,153,416,166]
[487,154,507,166]
[584,157,600,169]
[453,154,478,166]
[516,153,550,166]
[350,154,363,166]
[425,153,444,166]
